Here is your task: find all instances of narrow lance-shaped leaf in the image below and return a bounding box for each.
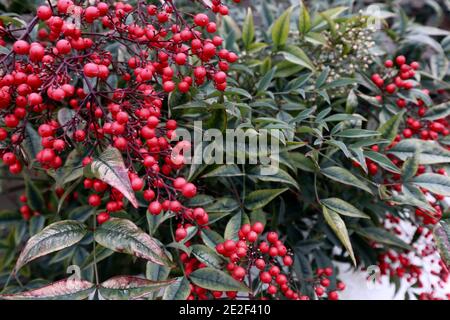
[98,276,175,300]
[21,124,42,165]
[298,1,311,34]
[363,150,401,174]
[191,244,224,269]
[244,188,289,210]
[378,111,404,143]
[163,277,191,300]
[423,102,450,121]
[14,220,87,273]
[321,166,372,194]
[321,198,370,219]
[271,6,293,48]
[355,227,412,250]
[146,262,171,282]
[242,8,254,49]
[402,150,420,180]
[24,176,44,212]
[87,147,138,208]
[411,173,450,196]
[189,268,251,292]
[388,139,450,164]
[322,206,356,265]
[433,220,450,269]
[94,218,172,266]
[0,278,94,300]
[281,45,315,71]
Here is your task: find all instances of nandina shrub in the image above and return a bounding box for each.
[170,2,450,300]
[0,0,449,301]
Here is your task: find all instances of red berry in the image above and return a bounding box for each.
[13,40,30,55]
[194,13,209,27]
[395,55,406,66]
[149,201,162,215]
[260,271,272,283]
[37,6,52,20]
[97,212,110,224]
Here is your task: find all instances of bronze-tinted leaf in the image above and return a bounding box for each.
[99,276,175,300]
[0,278,94,300]
[94,218,172,266]
[14,220,87,272]
[88,147,138,208]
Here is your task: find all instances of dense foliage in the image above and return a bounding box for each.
[0,0,449,300]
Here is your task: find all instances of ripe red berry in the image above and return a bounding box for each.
[149,201,162,215]
[97,212,110,224]
[386,83,396,94]
[37,6,52,20]
[384,60,394,68]
[181,183,197,198]
[175,227,187,241]
[88,194,101,207]
[395,55,406,66]
[223,239,236,252]
[194,13,209,27]
[267,231,278,243]
[260,271,272,283]
[84,63,99,78]
[13,40,30,55]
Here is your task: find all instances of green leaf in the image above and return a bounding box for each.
[191,244,224,269]
[312,7,348,28]
[201,229,224,250]
[298,1,311,34]
[433,220,450,269]
[87,147,138,208]
[363,150,401,174]
[423,102,450,121]
[189,268,250,292]
[98,276,175,300]
[249,166,299,190]
[202,165,243,178]
[321,166,372,194]
[271,6,293,48]
[68,206,95,222]
[224,212,249,241]
[355,228,412,250]
[257,67,276,92]
[321,198,370,219]
[14,221,87,273]
[0,278,95,300]
[412,173,450,196]
[335,129,381,139]
[242,8,255,49]
[24,176,44,212]
[163,277,191,300]
[146,262,171,282]
[94,218,172,266]
[21,124,42,165]
[388,139,450,164]
[322,206,356,265]
[281,45,315,71]
[378,111,405,143]
[244,188,289,210]
[402,150,420,181]
[224,87,252,100]
[0,210,22,225]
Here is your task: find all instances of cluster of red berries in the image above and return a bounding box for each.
[215,223,312,300]
[0,1,239,225]
[313,267,345,300]
[179,250,239,300]
[371,56,449,142]
[377,216,449,300]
